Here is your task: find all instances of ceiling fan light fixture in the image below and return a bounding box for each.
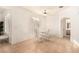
[59,6,64,8]
[43,10,47,14]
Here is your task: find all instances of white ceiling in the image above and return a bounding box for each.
[23,6,69,16]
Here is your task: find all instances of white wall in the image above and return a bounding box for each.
[31,7,79,44]
[11,7,37,44]
[35,14,60,37]
[45,15,60,36]
[70,7,79,43]
[59,7,79,43]
[7,7,63,44]
[3,6,79,44]
[2,7,38,44]
[0,13,3,21]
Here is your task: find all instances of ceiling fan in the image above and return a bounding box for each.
[43,10,47,14]
[59,6,64,8]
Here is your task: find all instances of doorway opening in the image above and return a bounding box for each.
[61,17,71,39]
[0,9,10,44]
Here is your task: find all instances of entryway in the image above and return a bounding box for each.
[61,17,71,39]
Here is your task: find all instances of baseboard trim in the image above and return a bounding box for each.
[11,37,34,45]
[71,39,79,47]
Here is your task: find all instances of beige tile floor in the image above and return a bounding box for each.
[0,37,79,53]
